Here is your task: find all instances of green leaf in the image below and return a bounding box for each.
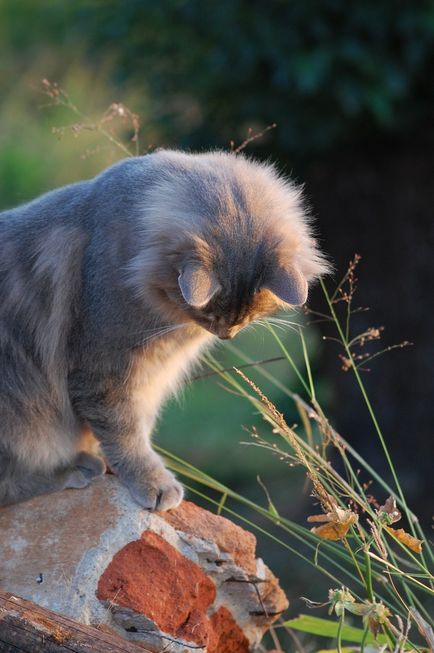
[217,492,228,516]
[283,614,388,645]
[257,475,280,520]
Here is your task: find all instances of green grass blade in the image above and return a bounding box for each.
[282,615,387,645]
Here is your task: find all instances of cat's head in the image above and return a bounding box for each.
[177,254,309,339]
[130,150,330,338]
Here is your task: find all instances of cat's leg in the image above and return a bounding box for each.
[70,376,183,511]
[0,451,106,507]
[96,413,184,511]
[115,442,184,512]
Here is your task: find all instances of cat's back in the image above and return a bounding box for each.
[0,176,95,233]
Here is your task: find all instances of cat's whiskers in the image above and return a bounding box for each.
[255,318,282,330]
[265,315,301,326]
[143,323,187,339]
[260,317,300,333]
[126,322,187,338]
[252,319,276,334]
[133,323,188,348]
[247,323,262,337]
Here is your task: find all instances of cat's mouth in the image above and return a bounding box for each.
[201,323,243,340]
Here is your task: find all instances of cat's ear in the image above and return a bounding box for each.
[264,264,308,306]
[178,264,221,308]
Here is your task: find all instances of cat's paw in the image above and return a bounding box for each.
[125,465,184,512]
[74,451,107,480]
[62,452,106,490]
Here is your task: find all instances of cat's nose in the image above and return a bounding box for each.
[217,328,235,339]
[218,326,240,339]
[214,322,243,339]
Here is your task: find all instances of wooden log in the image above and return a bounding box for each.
[0,590,149,653]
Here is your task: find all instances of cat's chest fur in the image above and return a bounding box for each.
[129,326,213,416]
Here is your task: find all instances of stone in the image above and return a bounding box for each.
[0,475,288,652]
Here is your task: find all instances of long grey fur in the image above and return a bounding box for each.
[0,150,328,510]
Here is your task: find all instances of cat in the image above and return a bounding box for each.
[0,150,329,510]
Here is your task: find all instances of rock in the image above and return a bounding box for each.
[0,475,288,652]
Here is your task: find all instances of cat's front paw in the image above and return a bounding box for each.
[124,465,184,512]
[75,451,107,479]
[63,452,107,490]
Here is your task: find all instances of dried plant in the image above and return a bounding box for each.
[39,79,142,158]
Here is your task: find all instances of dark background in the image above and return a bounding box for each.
[1,0,433,621]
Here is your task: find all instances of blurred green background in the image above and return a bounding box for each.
[1,0,433,630]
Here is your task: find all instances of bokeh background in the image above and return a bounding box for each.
[1,0,433,625]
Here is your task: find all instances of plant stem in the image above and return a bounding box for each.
[364,549,374,602]
[320,279,427,551]
[360,623,370,653]
[299,327,316,401]
[337,610,345,653]
[265,323,311,395]
[225,343,423,528]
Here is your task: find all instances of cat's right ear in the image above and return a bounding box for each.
[263,263,308,306]
[178,264,221,308]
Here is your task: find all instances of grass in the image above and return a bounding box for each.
[157,259,434,652]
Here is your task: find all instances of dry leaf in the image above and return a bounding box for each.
[409,607,434,651]
[378,496,401,524]
[308,507,358,541]
[307,514,331,523]
[386,527,423,554]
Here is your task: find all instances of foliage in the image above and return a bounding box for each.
[163,267,434,651]
[282,615,388,646]
[1,1,434,161]
[9,0,434,157]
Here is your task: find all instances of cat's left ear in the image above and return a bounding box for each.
[178,263,221,308]
[263,264,308,306]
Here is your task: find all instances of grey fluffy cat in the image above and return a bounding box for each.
[0,150,328,511]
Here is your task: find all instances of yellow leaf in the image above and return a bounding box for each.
[307,514,331,523]
[386,527,423,554]
[308,509,358,541]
